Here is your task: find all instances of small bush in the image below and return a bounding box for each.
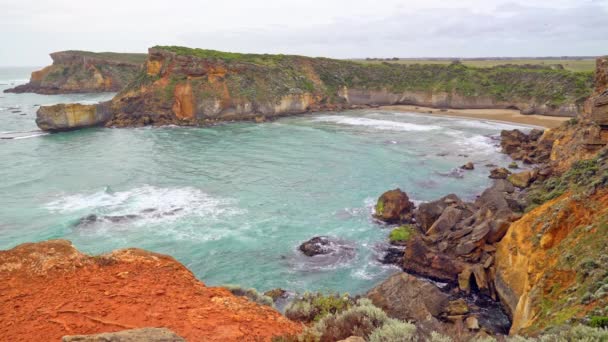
[508,324,608,341]
[313,298,391,341]
[368,319,417,342]
[429,331,454,342]
[223,284,274,307]
[590,316,608,329]
[285,292,354,322]
[389,225,415,244]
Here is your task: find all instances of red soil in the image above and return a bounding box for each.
[0,240,301,341]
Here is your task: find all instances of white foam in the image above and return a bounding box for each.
[449,119,530,131]
[11,133,49,140]
[45,185,244,226]
[314,115,440,132]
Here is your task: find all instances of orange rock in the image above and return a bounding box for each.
[0,240,301,342]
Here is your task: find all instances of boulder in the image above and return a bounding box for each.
[508,170,536,188]
[299,236,336,257]
[489,167,511,179]
[403,235,465,282]
[443,299,469,316]
[366,273,449,322]
[415,194,464,231]
[465,316,480,331]
[461,162,475,170]
[374,189,415,223]
[62,328,185,342]
[427,206,463,237]
[36,103,112,132]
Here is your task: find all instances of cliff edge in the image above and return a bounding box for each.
[5,51,146,94]
[0,240,301,341]
[35,46,593,131]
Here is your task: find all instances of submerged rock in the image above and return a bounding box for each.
[373,188,415,224]
[461,162,475,170]
[299,236,336,257]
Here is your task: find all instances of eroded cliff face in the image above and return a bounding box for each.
[100,46,592,128]
[0,240,301,341]
[5,51,146,94]
[493,57,608,336]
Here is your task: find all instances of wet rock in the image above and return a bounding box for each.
[366,273,449,322]
[461,162,475,170]
[75,214,140,227]
[508,161,519,169]
[373,188,415,223]
[299,236,336,257]
[489,167,511,179]
[62,328,185,342]
[379,246,404,265]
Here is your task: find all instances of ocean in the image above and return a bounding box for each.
[0,67,531,295]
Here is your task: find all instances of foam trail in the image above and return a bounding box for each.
[314,115,441,131]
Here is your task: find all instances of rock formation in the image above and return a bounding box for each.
[36,46,593,131]
[62,328,185,342]
[5,51,146,94]
[0,240,301,341]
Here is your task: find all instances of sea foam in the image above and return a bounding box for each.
[313,115,441,131]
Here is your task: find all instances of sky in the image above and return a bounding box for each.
[1,0,607,66]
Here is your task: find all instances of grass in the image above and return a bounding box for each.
[389,225,415,244]
[57,50,147,64]
[352,58,597,72]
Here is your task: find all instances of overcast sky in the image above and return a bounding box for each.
[1,0,607,66]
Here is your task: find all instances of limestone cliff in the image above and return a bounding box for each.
[0,240,301,341]
[105,47,591,128]
[5,51,146,94]
[494,56,608,336]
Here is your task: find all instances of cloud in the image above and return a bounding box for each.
[0,0,606,65]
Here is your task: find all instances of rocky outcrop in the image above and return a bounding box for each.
[36,46,594,131]
[373,189,415,223]
[62,328,185,342]
[36,103,112,132]
[581,56,608,126]
[500,129,553,164]
[400,181,524,298]
[366,273,449,323]
[0,240,301,341]
[495,189,608,335]
[5,51,146,94]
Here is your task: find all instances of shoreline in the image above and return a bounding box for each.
[379,105,570,129]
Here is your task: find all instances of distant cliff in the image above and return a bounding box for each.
[5,51,146,94]
[36,46,594,131]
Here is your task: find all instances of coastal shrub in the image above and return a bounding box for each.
[285,292,354,322]
[368,319,417,342]
[389,225,415,244]
[429,331,454,342]
[313,298,391,341]
[590,316,608,329]
[222,284,274,307]
[508,324,608,341]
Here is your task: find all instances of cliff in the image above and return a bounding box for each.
[36,46,594,131]
[5,51,146,94]
[0,240,301,341]
[494,56,608,336]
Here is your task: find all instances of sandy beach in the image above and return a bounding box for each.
[380,105,570,129]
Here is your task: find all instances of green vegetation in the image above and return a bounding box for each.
[375,200,385,216]
[353,58,597,72]
[284,292,354,322]
[147,46,593,108]
[527,149,608,209]
[58,50,147,64]
[389,225,415,244]
[590,316,608,329]
[222,284,274,307]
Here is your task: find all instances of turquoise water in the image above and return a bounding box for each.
[0,68,530,294]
